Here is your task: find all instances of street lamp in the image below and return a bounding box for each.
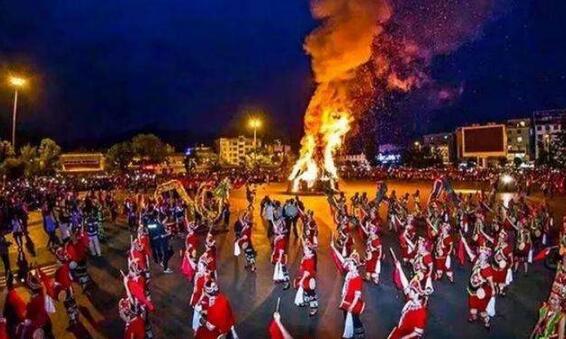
[8,75,27,148]
[248,117,262,165]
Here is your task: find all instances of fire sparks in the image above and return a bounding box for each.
[289,0,392,191]
[289,0,501,191]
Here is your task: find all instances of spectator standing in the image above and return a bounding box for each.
[0,236,11,277]
[85,214,101,257]
[283,199,299,238]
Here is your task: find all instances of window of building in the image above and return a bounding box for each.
[517,136,523,142]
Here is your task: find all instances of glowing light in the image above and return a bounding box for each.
[501,174,513,185]
[248,118,262,129]
[8,76,26,88]
[288,108,351,191]
[289,135,318,191]
[321,109,351,180]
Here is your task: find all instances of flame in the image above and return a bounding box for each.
[289,104,352,190]
[289,115,349,189]
[288,0,388,191]
[289,134,318,191]
[290,0,493,190]
[321,109,351,180]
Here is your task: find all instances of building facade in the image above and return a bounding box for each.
[422,132,455,164]
[506,118,533,162]
[336,153,370,166]
[266,139,292,156]
[216,136,261,166]
[455,124,507,167]
[60,153,105,173]
[186,145,218,170]
[533,109,566,160]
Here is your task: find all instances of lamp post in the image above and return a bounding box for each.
[8,76,27,149]
[248,117,262,166]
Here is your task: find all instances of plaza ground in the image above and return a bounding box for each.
[6,180,563,338]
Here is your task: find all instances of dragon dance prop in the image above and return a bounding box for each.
[154,178,232,226]
[154,180,196,220]
[195,178,231,224]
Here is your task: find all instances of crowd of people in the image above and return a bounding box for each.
[333,184,559,335]
[0,167,563,337]
[114,175,566,338]
[118,185,239,338]
[0,185,118,338]
[259,179,566,338]
[340,166,566,197]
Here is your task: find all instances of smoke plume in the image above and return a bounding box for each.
[290,0,503,185]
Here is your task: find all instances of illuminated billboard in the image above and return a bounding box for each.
[462,124,507,157]
[60,153,105,173]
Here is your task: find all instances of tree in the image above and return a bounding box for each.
[106,141,134,172]
[131,134,174,164]
[38,138,61,174]
[165,144,175,159]
[20,144,39,177]
[1,158,25,179]
[0,141,15,164]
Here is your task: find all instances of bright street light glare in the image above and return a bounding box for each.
[501,174,513,184]
[8,76,27,88]
[248,118,262,129]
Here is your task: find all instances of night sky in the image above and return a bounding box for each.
[0,0,565,150]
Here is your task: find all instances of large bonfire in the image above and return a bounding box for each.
[289,0,416,192]
[289,0,501,192]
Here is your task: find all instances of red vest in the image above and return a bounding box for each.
[340,274,365,314]
[195,294,235,339]
[124,316,145,339]
[390,303,427,339]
